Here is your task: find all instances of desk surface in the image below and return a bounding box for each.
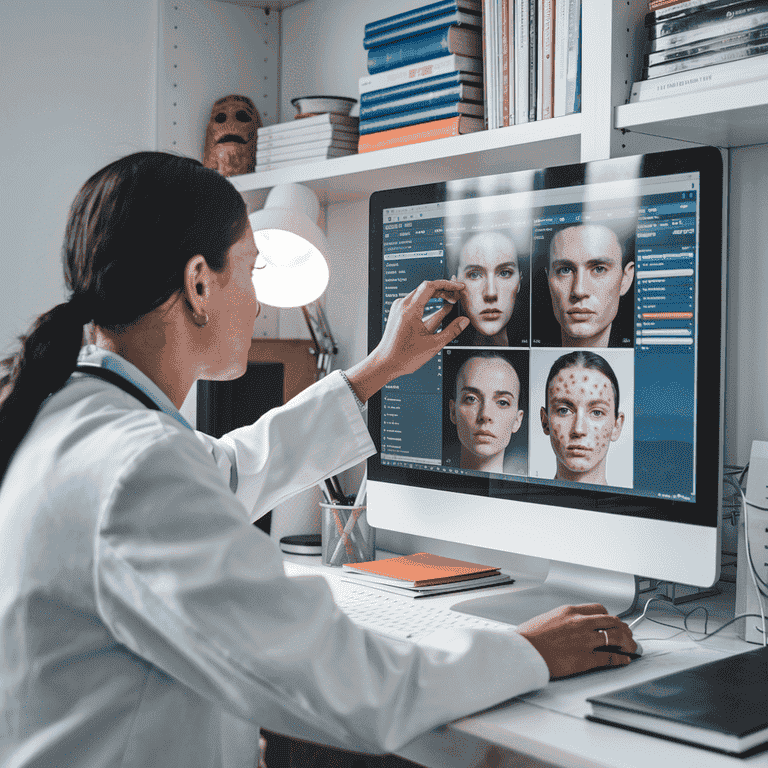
[284,555,759,768]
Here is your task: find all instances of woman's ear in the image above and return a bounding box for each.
[183,255,211,315]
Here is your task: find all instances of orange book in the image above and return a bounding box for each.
[648,0,693,10]
[357,116,484,153]
[342,552,500,586]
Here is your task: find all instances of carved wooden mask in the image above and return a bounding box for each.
[203,95,261,177]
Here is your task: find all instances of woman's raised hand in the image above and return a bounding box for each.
[344,280,468,404]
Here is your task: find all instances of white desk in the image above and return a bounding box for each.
[284,555,759,768]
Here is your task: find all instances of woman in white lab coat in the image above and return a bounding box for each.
[0,152,636,768]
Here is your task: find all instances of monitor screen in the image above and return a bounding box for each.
[366,147,725,621]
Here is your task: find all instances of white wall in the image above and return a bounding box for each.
[727,147,768,465]
[0,0,158,357]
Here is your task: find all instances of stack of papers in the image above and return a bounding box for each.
[341,552,513,598]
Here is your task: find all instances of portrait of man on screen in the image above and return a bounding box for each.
[532,220,636,348]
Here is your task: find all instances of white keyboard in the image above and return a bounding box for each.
[334,583,517,642]
[284,560,516,643]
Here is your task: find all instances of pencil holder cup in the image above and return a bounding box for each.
[320,503,375,567]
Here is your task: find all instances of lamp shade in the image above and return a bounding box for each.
[248,184,329,307]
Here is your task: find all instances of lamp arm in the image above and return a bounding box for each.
[301,303,337,378]
[301,303,338,356]
[300,305,322,356]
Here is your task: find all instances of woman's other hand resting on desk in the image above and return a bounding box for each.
[345,279,469,403]
[516,604,637,678]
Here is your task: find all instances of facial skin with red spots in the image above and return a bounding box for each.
[540,365,625,485]
[449,356,524,473]
[451,232,521,346]
[547,224,634,347]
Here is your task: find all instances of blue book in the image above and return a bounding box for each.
[360,82,483,121]
[361,70,482,107]
[359,54,482,95]
[364,0,481,37]
[359,100,484,134]
[367,25,481,75]
[363,9,481,49]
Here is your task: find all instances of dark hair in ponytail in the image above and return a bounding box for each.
[0,151,248,482]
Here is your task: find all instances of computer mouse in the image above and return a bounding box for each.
[595,641,643,660]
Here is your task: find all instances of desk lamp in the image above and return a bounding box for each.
[248,184,337,376]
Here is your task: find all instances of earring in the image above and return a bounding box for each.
[192,310,209,328]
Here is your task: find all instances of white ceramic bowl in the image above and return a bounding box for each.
[291,95,357,116]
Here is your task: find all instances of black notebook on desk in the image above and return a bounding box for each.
[587,646,768,756]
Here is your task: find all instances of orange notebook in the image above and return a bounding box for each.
[342,552,500,587]
[357,115,484,153]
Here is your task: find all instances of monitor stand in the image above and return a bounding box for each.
[450,560,640,625]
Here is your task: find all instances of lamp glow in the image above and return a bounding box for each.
[248,184,330,308]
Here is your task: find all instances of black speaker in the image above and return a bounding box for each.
[197,362,285,534]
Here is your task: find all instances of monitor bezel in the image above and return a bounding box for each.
[367,146,724,530]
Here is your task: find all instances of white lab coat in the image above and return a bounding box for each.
[0,346,549,768]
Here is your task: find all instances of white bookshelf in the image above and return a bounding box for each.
[231,113,582,204]
[175,0,768,473]
[177,0,768,195]
[615,83,768,148]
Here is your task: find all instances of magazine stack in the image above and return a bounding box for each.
[484,0,581,128]
[630,0,768,102]
[255,113,359,172]
[358,0,485,153]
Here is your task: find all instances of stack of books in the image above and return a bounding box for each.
[484,0,582,128]
[255,113,359,171]
[630,0,768,102]
[358,0,485,153]
[341,552,513,598]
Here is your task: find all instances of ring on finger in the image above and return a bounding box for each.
[598,629,609,646]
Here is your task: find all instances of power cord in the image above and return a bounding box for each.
[630,464,768,646]
[629,593,765,644]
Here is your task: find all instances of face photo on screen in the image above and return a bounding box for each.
[443,350,528,476]
[530,349,634,488]
[445,229,529,347]
[532,222,636,348]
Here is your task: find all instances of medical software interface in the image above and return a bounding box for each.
[379,172,700,503]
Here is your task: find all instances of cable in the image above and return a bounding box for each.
[740,486,768,645]
[629,465,768,646]
[630,593,767,645]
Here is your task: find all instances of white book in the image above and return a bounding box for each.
[257,125,358,148]
[553,0,569,117]
[483,0,494,129]
[515,0,530,124]
[258,113,359,135]
[564,0,580,114]
[358,53,482,94]
[629,52,768,102]
[255,150,356,172]
[257,138,358,162]
[506,0,516,124]
[536,0,544,120]
[341,572,513,598]
[257,145,356,162]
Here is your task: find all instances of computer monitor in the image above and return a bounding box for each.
[366,146,725,624]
